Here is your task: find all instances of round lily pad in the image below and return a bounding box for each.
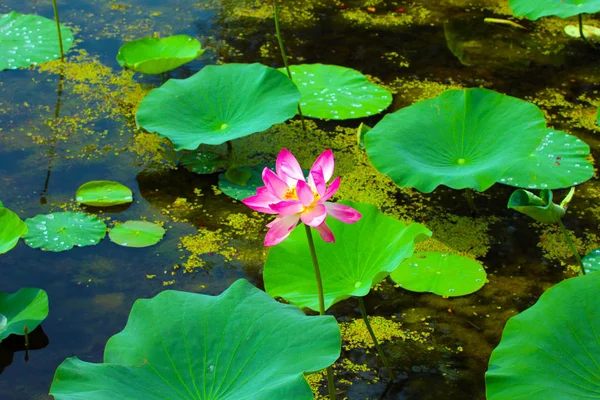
[109,221,166,248]
[180,151,229,174]
[0,207,27,255]
[218,165,265,200]
[0,11,74,71]
[0,288,48,342]
[486,273,600,399]
[390,252,487,297]
[75,181,133,207]
[284,64,392,120]
[509,0,600,20]
[24,212,106,252]
[116,35,205,75]
[499,130,593,189]
[136,63,301,150]
[582,248,600,274]
[365,88,547,193]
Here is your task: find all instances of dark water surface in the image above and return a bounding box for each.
[1,1,600,399]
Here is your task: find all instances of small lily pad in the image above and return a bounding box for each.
[75,181,133,207]
[116,35,205,75]
[24,212,106,252]
[582,248,600,274]
[180,151,229,174]
[0,207,27,255]
[390,252,487,297]
[0,288,48,342]
[109,221,166,248]
[0,11,74,71]
[218,165,265,200]
[499,130,593,189]
[284,64,392,120]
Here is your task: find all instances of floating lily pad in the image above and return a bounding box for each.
[218,165,265,201]
[507,189,565,224]
[136,63,301,150]
[390,252,487,297]
[486,273,600,399]
[24,212,106,252]
[0,11,74,70]
[509,0,600,20]
[283,64,392,120]
[499,130,593,189]
[109,221,165,248]
[116,35,205,75]
[50,279,340,400]
[0,207,27,255]
[264,202,431,311]
[582,248,600,274]
[365,88,547,193]
[180,151,229,174]
[0,288,48,342]
[75,181,133,207]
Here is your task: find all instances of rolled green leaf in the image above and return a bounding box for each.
[507,189,565,224]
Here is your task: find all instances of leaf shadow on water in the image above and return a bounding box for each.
[0,325,49,375]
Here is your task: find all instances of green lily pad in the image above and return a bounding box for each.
[365,88,547,193]
[0,288,48,342]
[264,201,431,312]
[507,189,565,224]
[116,35,205,75]
[109,221,166,248]
[284,64,392,120]
[0,11,74,70]
[0,207,27,255]
[50,279,340,400]
[582,247,600,274]
[486,273,600,399]
[136,63,301,150]
[390,252,487,297]
[24,212,106,252]
[75,181,133,207]
[509,0,600,20]
[180,151,229,174]
[499,130,593,189]
[218,165,265,201]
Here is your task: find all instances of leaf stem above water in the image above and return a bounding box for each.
[52,0,65,61]
[358,297,396,381]
[558,219,586,275]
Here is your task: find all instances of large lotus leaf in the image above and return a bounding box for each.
[24,212,106,252]
[283,64,392,120]
[509,0,600,20]
[0,288,48,342]
[390,252,487,297]
[486,273,600,399]
[499,130,593,189]
[264,201,432,312]
[0,207,27,255]
[507,189,565,224]
[50,279,340,400]
[365,88,547,193]
[0,11,74,71]
[116,35,205,75]
[75,180,133,207]
[136,63,301,150]
[108,221,166,248]
[582,247,600,274]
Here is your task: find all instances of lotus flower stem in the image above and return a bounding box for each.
[558,219,585,275]
[304,224,337,399]
[464,189,477,212]
[51,0,65,61]
[273,1,306,132]
[24,326,30,361]
[357,297,396,381]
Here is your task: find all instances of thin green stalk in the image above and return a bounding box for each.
[464,189,477,212]
[558,219,585,275]
[304,224,337,400]
[273,1,306,132]
[578,14,598,49]
[52,0,65,61]
[24,326,30,361]
[358,297,396,381]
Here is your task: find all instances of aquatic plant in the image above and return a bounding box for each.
[486,272,600,399]
[116,35,205,75]
[218,165,266,200]
[390,252,487,297]
[108,221,166,248]
[180,150,229,175]
[136,63,301,150]
[0,288,48,343]
[24,212,107,252]
[75,180,133,207]
[0,11,73,70]
[582,247,600,273]
[50,279,340,400]
[0,204,27,255]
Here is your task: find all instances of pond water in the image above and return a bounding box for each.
[1,0,600,399]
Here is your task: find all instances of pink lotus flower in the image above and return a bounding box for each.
[243,149,362,246]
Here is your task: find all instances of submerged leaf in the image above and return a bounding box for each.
[108,221,165,248]
[24,212,106,252]
[75,181,133,207]
[0,288,48,342]
[225,166,252,186]
[0,207,27,255]
[218,165,265,200]
[507,189,565,224]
